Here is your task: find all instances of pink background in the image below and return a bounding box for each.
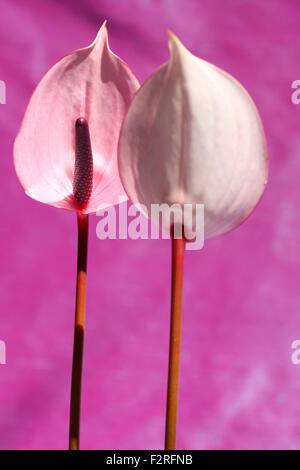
[0,0,300,450]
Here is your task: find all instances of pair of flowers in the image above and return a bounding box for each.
[14,22,267,226]
[13,22,268,450]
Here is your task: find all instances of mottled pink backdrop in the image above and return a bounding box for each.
[0,0,299,450]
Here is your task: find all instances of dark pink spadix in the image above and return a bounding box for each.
[73,118,93,206]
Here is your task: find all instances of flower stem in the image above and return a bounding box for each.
[69,213,89,450]
[165,233,185,450]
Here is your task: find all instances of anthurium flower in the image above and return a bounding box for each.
[13,22,139,451]
[118,31,268,240]
[14,21,139,213]
[118,31,268,450]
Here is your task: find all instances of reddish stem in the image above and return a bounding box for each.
[69,213,89,450]
[165,233,185,450]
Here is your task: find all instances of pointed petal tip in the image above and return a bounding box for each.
[167,30,184,49]
[167,30,188,61]
[100,19,108,35]
[90,20,108,48]
[167,29,178,42]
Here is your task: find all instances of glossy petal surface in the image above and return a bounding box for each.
[119,32,268,238]
[14,22,140,213]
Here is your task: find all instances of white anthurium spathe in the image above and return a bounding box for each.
[118,31,268,244]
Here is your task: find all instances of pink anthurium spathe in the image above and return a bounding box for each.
[118,31,268,240]
[118,31,268,450]
[14,21,140,213]
[13,22,140,451]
